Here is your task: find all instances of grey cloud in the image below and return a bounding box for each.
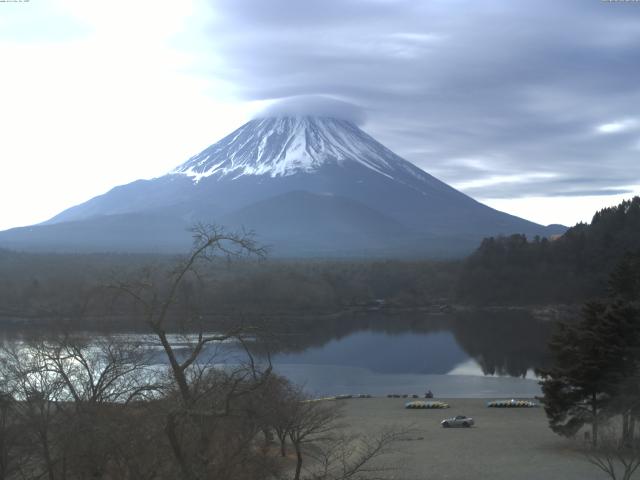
[202,0,640,199]
[461,174,639,200]
[213,0,398,28]
[547,189,635,198]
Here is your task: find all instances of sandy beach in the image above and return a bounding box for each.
[338,397,602,480]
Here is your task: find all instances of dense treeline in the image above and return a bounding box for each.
[0,250,459,328]
[458,197,640,305]
[2,196,640,325]
[538,249,640,479]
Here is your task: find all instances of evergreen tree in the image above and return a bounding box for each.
[459,196,640,305]
[539,251,640,446]
[538,302,615,446]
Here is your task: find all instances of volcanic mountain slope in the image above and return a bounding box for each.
[0,116,564,256]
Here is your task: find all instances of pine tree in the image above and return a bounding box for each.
[538,302,616,446]
[539,251,640,446]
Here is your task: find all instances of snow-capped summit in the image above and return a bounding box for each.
[171,116,421,183]
[0,114,565,256]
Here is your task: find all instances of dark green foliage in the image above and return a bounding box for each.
[539,250,640,446]
[609,250,640,302]
[0,253,460,329]
[451,310,552,377]
[539,303,616,443]
[3,197,640,325]
[459,197,640,305]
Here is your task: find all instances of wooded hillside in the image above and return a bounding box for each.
[458,197,640,304]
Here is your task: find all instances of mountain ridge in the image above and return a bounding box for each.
[171,116,427,183]
[0,115,565,257]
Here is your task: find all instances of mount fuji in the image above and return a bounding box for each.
[0,115,564,257]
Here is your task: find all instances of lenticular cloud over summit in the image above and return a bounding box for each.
[255,95,367,125]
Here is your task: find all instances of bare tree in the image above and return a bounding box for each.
[287,399,344,480]
[244,373,299,457]
[111,224,267,406]
[110,224,273,480]
[44,335,163,479]
[0,392,29,480]
[309,428,405,480]
[0,343,66,480]
[0,334,167,480]
[40,335,161,407]
[584,424,640,480]
[283,394,406,480]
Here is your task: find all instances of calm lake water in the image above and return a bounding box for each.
[1,309,554,398]
[263,310,552,398]
[143,309,553,398]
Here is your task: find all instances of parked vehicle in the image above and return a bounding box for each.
[441,415,474,428]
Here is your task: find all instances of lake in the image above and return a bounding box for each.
[150,309,554,398]
[0,309,554,398]
[263,309,552,397]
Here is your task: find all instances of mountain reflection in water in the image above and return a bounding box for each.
[0,309,553,397]
[256,309,552,379]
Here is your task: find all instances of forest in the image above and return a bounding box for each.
[458,197,640,305]
[0,250,459,330]
[1,197,639,331]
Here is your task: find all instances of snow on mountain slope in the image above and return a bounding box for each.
[45,114,463,226]
[172,116,430,185]
[0,114,566,256]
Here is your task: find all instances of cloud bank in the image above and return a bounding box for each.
[202,0,640,202]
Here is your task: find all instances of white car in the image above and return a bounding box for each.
[441,415,474,428]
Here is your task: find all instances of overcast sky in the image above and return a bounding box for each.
[2,0,640,230]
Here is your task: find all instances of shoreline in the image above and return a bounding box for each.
[276,363,543,399]
[0,302,581,330]
[337,397,600,480]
